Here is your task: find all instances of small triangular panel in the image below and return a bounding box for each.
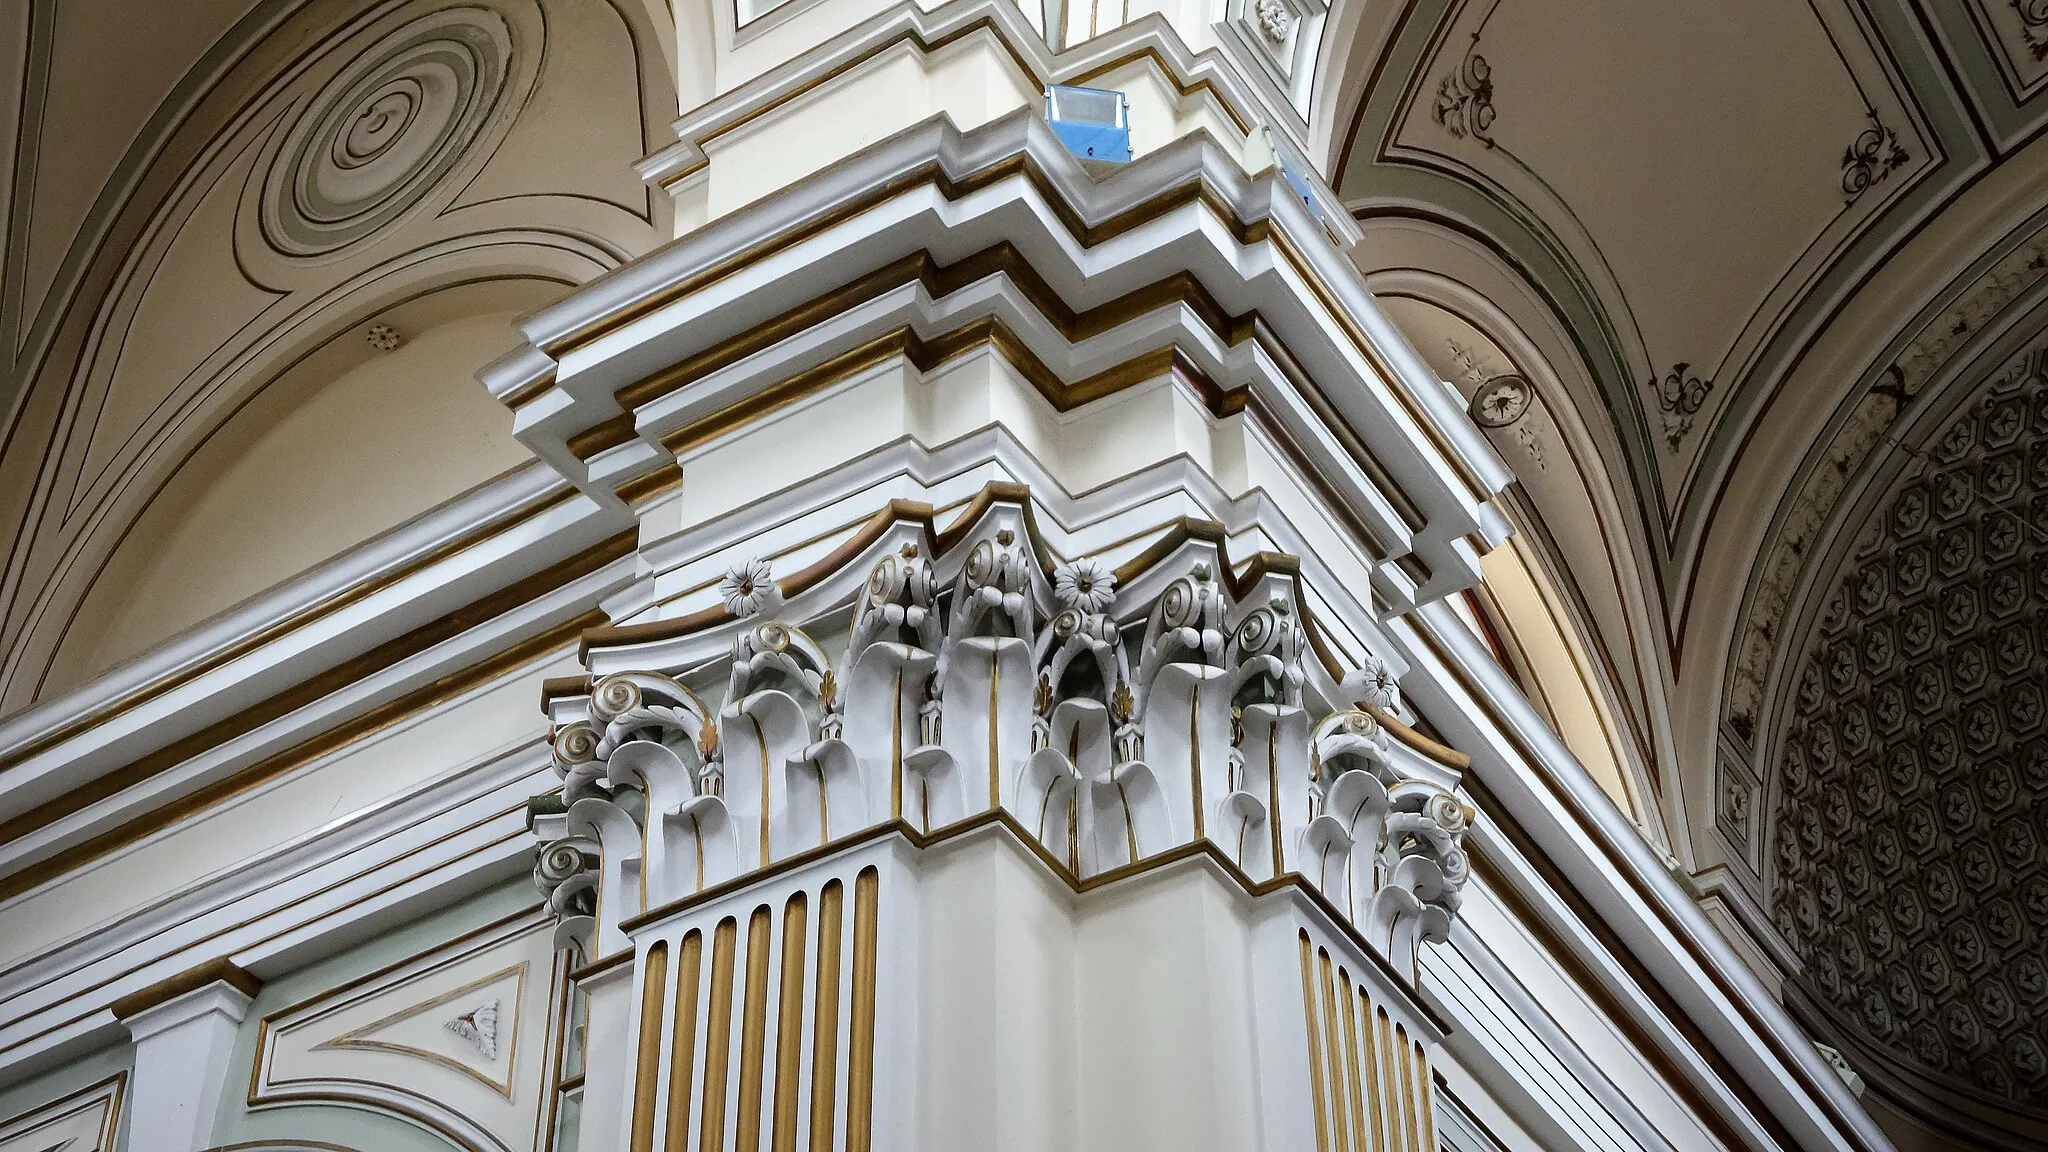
[320,964,526,1096]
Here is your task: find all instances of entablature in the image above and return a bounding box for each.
[483,111,1512,614]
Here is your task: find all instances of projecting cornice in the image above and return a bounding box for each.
[632,1,1333,209]
[483,111,1512,612]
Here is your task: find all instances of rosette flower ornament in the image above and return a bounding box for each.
[1053,559,1117,614]
[1355,654,1401,714]
[719,558,780,618]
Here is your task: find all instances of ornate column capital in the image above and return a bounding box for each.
[529,485,1473,977]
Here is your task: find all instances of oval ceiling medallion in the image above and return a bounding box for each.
[1468,374,1533,428]
[261,8,512,255]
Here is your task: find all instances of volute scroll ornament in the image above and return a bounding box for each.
[529,491,1475,974]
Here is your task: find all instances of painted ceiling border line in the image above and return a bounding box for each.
[0,0,317,441]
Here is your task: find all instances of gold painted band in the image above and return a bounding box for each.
[107,957,261,1020]
[0,482,579,778]
[630,941,669,1152]
[572,483,1360,687]
[0,532,633,901]
[614,245,1245,417]
[571,245,1435,534]
[1360,704,1471,770]
[543,144,1487,503]
[604,806,1444,1034]
[1459,780,1835,1152]
[1415,595,1881,1152]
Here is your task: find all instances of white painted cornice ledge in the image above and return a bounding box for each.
[0,462,566,762]
[0,464,636,884]
[632,1,1358,239]
[1397,598,1895,1152]
[494,112,1508,600]
[0,743,549,1082]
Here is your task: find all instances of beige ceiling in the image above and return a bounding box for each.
[0,0,2043,1141]
[0,0,677,713]
[1332,0,2048,827]
[1332,2,2048,1144]
[9,0,264,342]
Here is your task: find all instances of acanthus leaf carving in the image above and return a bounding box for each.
[529,491,1474,976]
[1431,36,1496,148]
[1651,361,1713,450]
[2015,0,2048,61]
[445,999,500,1060]
[1251,0,1297,46]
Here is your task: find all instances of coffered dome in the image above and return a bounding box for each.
[1772,348,2048,1143]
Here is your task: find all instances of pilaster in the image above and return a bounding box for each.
[491,10,1503,1148]
[109,961,260,1152]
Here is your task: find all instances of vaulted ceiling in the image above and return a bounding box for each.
[3,0,2047,1145]
[1325,1,2048,1145]
[0,0,676,712]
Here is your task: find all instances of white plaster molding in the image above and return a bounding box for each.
[496,113,1503,604]
[0,742,549,1082]
[120,982,252,1152]
[250,913,551,1152]
[0,1071,124,1151]
[0,463,571,767]
[1430,919,1685,1152]
[0,493,635,887]
[633,2,1339,220]
[566,247,1431,598]
[602,437,1470,822]
[1392,599,1894,1152]
[1814,1045,1864,1097]
[535,481,1472,971]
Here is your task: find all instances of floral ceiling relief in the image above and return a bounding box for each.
[1375,0,1932,520]
[1770,362,2048,1140]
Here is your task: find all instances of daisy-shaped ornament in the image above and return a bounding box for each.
[1355,654,1400,713]
[719,558,779,618]
[1053,558,1116,614]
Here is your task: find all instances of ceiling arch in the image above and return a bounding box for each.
[1327,0,2046,607]
[1348,207,1688,844]
[0,0,675,713]
[1323,8,2048,1140]
[37,279,556,697]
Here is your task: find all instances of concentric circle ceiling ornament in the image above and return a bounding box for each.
[260,8,511,255]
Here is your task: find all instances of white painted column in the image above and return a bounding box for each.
[114,965,258,1152]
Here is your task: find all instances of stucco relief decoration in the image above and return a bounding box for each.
[1718,747,1762,863]
[1450,342,1544,470]
[1726,248,2048,744]
[719,557,780,617]
[1468,374,1532,428]
[260,7,512,255]
[1651,361,1713,450]
[444,999,499,1059]
[529,495,1474,974]
[1252,0,1297,45]
[0,1076,122,1152]
[2016,0,2048,60]
[1770,365,2048,1115]
[1432,37,1497,148]
[1840,111,1910,203]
